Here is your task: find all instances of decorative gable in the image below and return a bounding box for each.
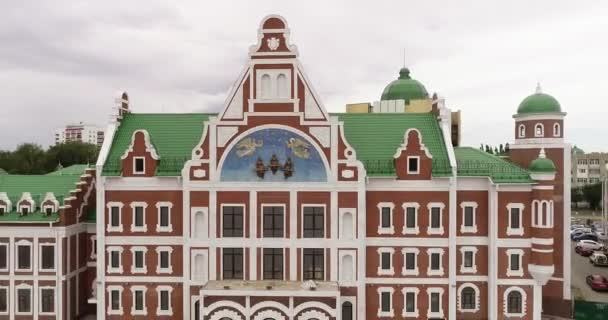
[393,129,433,180]
[120,130,160,177]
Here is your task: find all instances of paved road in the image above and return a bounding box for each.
[571,242,608,303]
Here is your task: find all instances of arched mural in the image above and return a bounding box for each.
[220,128,327,182]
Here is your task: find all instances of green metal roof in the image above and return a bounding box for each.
[517,92,561,114]
[529,156,556,173]
[380,68,429,104]
[335,112,452,176]
[454,147,532,183]
[46,164,91,176]
[102,113,212,176]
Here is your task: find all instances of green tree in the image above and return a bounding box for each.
[43,142,100,172]
[571,187,583,209]
[582,183,602,210]
[11,143,46,174]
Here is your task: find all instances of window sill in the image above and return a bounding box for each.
[427,227,444,235]
[427,269,444,276]
[427,311,444,319]
[15,268,33,273]
[505,312,525,317]
[157,310,173,316]
[107,309,123,316]
[39,268,57,273]
[402,227,420,235]
[377,227,395,235]
[402,269,419,276]
[130,225,148,233]
[377,310,394,318]
[107,226,123,233]
[460,266,477,274]
[460,225,478,233]
[156,225,173,233]
[402,311,419,318]
[131,268,148,274]
[377,268,395,276]
[107,267,123,274]
[506,228,524,236]
[459,307,479,313]
[157,268,173,274]
[506,270,524,277]
[131,310,147,316]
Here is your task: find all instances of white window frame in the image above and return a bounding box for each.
[532,200,553,228]
[156,246,173,274]
[518,124,525,138]
[407,156,420,174]
[106,246,124,274]
[459,246,478,274]
[39,242,56,272]
[506,203,524,236]
[401,248,420,276]
[90,235,97,260]
[401,287,419,318]
[130,285,148,316]
[15,239,33,272]
[106,202,124,233]
[534,123,544,137]
[0,243,8,272]
[18,204,30,215]
[156,202,174,233]
[553,123,560,137]
[0,286,8,315]
[130,202,148,232]
[460,202,478,233]
[130,246,148,274]
[457,283,480,313]
[376,202,395,235]
[39,286,56,315]
[402,202,420,235]
[261,203,287,238]
[376,248,395,276]
[503,286,527,317]
[15,283,33,316]
[427,203,445,235]
[133,156,146,175]
[506,249,524,277]
[426,248,445,276]
[376,287,394,317]
[107,285,124,315]
[426,287,445,319]
[221,203,247,238]
[156,285,173,316]
[42,204,56,215]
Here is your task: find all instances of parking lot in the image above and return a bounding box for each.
[571,242,608,302]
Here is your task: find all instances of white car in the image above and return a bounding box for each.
[572,227,592,234]
[571,224,586,230]
[576,240,604,251]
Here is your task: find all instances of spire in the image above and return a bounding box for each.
[539,148,546,159]
[536,82,542,94]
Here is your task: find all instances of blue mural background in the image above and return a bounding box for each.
[220,129,327,182]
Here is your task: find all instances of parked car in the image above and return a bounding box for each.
[571,224,586,230]
[590,252,608,266]
[573,233,598,242]
[586,275,608,291]
[576,246,595,257]
[576,240,604,251]
[571,227,592,235]
[571,231,587,240]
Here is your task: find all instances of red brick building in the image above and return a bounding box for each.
[91,15,571,320]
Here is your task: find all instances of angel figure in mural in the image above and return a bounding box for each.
[286,138,311,159]
[235,137,263,158]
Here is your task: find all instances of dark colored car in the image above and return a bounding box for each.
[576,246,595,257]
[573,233,598,242]
[586,275,608,291]
[571,231,587,240]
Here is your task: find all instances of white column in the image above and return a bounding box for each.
[356,182,366,320]
[250,191,257,280]
[289,191,297,280]
[95,175,106,320]
[209,191,217,280]
[330,191,338,281]
[183,182,191,320]
[533,283,542,320]
[448,175,457,320]
[488,184,498,319]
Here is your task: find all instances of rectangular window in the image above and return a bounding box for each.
[40,288,54,313]
[111,251,120,269]
[134,290,144,311]
[263,248,283,280]
[407,157,419,174]
[20,207,29,215]
[0,244,7,270]
[263,206,284,238]
[510,208,520,229]
[17,245,31,270]
[134,251,144,269]
[430,253,440,270]
[17,288,31,313]
[159,290,170,311]
[41,245,55,270]
[44,207,53,215]
[381,252,391,270]
[159,206,170,228]
[160,251,170,269]
[430,292,440,312]
[510,254,520,271]
[222,248,243,280]
[110,290,120,311]
[222,206,244,237]
[134,206,144,227]
[405,292,415,313]
[430,207,440,228]
[110,207,120,227]
[303,207,324,238]
[0,288,7,313]
[406,207,416,228]
[405,252,416,270]
[381,291,391,312]
[381,207,391,228]
[303,248,324,280]
[134,157,145,174]
[464,251,473,268]
[464,207,474,227]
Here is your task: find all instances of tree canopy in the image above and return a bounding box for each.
[0,142,99,174]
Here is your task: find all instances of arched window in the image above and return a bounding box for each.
[553,123,561,137]
[507,291,522,313]
[277,73,288,98]
[341,254,354,281]
[461,287,476,310]
[194,254,207,281]
[534,123,544,137]
[342,302,353,320]
[341,212,354,239]
[194,211,207,239]
[518,124,525,138]
[261,74,271,99]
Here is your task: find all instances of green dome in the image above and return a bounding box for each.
[529,150,556,173]
[517,86,561,114]
[381,68,429,104]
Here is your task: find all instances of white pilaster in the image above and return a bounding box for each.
[209,191,217,280]
[289,191,297,281]
[488,184,498,319]
[250,191,257,280]
[330,191,338,281]
[448,174,457,320]
[533,283,542,320]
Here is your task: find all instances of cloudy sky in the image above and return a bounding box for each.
[1,1,607,151]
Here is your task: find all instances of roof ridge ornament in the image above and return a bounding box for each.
[536,82,542,94]
[539,148,546,159]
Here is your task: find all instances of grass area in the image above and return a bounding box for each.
[572,286,585,300]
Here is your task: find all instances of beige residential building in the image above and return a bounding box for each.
[571,147,608,187]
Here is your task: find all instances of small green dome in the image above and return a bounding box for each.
[529,150,556,173]
[517,85,561,114]
[381,68,429,104]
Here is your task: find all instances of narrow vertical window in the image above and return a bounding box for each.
[303,206,324,238]
[303,248,324,280]
[40,288,55,314]
[263,248,283,280]
[407,157,419,174]
[222,248,243,280]
[263,206,284,237]
[133,157,145,174]
[16,287,31,314]
[222,206,244,237]
[0,288,7,313]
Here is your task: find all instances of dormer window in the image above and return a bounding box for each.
[0,206,5,215]
[553,123,561,137]
[19,206,29,216]
[518,124,525,138]
[43,205,55,216]
[133,157,145,175]
[407,156,420,174]
[534,123,544,137]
